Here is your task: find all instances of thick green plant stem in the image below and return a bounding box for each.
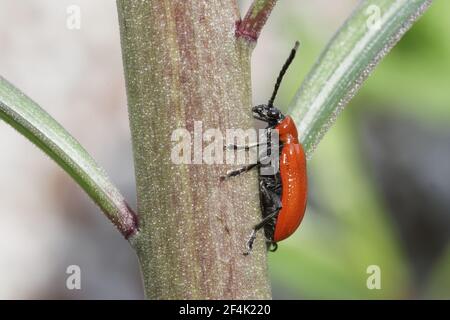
[0,76,137,238]
[117,0,271,299]
[289,0,433,158]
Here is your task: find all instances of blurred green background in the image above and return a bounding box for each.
[259,0,450,299]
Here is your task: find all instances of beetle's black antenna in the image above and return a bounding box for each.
[267,41,300,107]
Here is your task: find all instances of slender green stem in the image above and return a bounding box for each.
[288,0,433,158]
[237,0,278,42]
[0,76,137,238]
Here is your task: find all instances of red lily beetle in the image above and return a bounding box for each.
[221,41,307,254]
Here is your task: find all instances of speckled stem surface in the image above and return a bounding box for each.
[117,0,271,299]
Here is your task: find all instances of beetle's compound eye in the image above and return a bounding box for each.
[252,105,263,113]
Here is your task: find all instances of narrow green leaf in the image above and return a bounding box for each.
[288,0,432,158]
[0,76,137,238]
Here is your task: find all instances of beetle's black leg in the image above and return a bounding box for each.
[219,154,273,181]
[267,242,278,252]
[254,209,280,231]
[243,229,257,256]
[219,163,259,181]
[223,142,261,151]
[224,129,273,151]
[243,209,279,256]
[243,177,282,256]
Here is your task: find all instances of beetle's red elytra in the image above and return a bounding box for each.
[273,116,307,242]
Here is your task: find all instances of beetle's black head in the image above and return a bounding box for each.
[252,104,284,125]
